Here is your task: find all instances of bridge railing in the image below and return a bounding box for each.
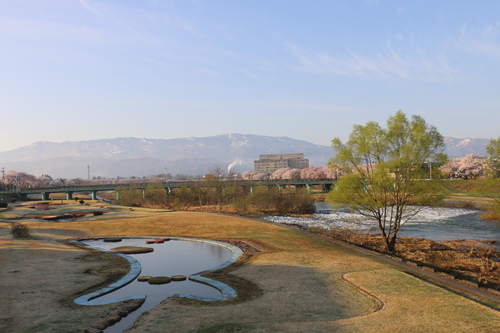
[10,179,337,193]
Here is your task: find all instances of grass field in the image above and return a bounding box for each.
[1,200,500,332]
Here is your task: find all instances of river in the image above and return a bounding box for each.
[263,203,500,241]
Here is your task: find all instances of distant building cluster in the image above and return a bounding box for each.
[254,153,309,173]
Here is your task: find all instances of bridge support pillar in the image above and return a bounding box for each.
[91,191,97,200]
[295,184,308,193]
[66,192,72,200]
[116,191,120,200]
[41,192,49,201]
[321,184,332,193]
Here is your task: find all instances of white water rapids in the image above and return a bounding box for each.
[263,203,500,241]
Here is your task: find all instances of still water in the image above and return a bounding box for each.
[81,238,233,333]
[264,203,500,241]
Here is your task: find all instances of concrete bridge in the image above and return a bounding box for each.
[9,179,337,201]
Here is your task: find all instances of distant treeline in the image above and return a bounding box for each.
[115,179,316,216]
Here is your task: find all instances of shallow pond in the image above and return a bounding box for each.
[265,203,500,241]
[79,238,234,333]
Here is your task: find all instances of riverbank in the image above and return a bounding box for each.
[443,195,495,210]
[1,200,500,332]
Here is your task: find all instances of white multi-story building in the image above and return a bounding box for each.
[254,153,309,173]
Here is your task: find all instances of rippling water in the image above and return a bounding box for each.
[264,203,500,241]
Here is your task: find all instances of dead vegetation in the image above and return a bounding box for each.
[320,227,500,290]
[10,222,30,238]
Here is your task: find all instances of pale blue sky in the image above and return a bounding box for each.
[1,0,499,152]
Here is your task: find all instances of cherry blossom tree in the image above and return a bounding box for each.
[323,166,337,179]
[282,168,301,180]
[68,178,92,186]
[244,167,339,180]
[439,154,485,179]
[4,171,38,188]
[271,168,291,180]
[37,175,53,186]
[300,166,326,179]
[242,171,268,180]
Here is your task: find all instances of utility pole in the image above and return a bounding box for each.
[88,165,90,180]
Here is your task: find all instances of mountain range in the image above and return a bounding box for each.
[0,134,490,179]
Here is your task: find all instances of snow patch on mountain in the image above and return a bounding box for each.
[458,139,471,147]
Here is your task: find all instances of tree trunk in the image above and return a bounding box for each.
[388,235,397,253]
[383,235,397,253]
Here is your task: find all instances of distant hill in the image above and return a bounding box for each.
[0,134,333,179]
[443,137,489,158]
[0,134,490,179]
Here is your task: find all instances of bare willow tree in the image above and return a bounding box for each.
[328,111,447,252]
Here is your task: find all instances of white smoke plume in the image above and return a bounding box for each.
[228,158,242,174]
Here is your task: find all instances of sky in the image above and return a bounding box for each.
[1,0,500,153]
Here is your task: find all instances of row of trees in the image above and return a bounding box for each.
[244,154,497,182]
[1,171,55,189]
[0,171,198,190]
[438,148,500,180]
[242,166,340,180]
[439,154,485,179]
[116,180,316,215]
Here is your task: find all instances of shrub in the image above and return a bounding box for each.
[232,199,249,214]
[11,223,30,238]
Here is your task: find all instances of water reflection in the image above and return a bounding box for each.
[81,238,233,333]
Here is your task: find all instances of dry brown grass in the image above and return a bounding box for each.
[2,202,500,332]
[0,224,143,333]
[322,227,500,291]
